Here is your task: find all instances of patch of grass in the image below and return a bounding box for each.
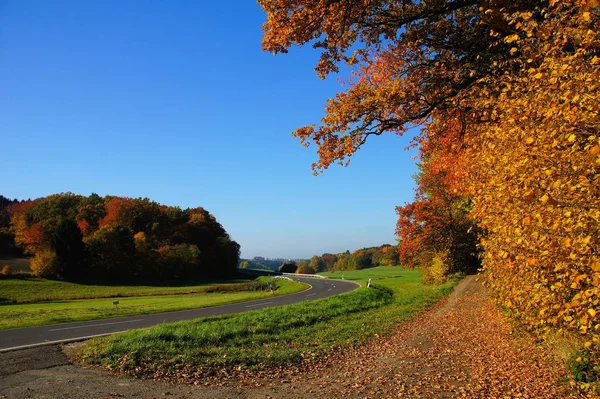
[77,266,459,375]
[567,349,599,383]
[0,277,274,304]
[319,266,404,281]
[0,278,307,329]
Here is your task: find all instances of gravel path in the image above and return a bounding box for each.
[0,276,580,398]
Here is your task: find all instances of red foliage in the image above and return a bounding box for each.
[77,219,91,236]
[99,197,131,228]
[23,222,46,252]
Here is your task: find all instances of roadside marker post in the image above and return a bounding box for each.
[113,300,119,311]
[367,278,372,288]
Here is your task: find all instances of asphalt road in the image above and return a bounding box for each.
[0,277,359,352]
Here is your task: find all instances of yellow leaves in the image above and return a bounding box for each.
[568,134,576,143]
[525,137,535,145]
[592,56,600,65]
[583,12,591,21]
[592,262,600,273]
[584,341,593,349]
[505,34,520,44]
[588,308,597,318]
[510,47,518,55]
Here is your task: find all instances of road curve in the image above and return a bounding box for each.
[0,277,359,352]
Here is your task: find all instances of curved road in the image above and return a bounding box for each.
[0,277,359,352]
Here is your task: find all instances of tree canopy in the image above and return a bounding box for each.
[3,193,240,281]
[260,0,600,388]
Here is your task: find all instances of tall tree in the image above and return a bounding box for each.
[260,0,600,381]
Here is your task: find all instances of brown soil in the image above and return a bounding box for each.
[0,276,581,398]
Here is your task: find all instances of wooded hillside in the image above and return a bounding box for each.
[0,193,240,281]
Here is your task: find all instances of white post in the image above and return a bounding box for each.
[367,278,372,288]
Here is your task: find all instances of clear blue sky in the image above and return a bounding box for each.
[0,1,418,259]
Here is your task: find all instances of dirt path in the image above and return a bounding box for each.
[0,276,580,398]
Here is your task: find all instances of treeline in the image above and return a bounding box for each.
[0,193,240,281]
[238,257,289,271]
[239,245,399,275]
[303,245,399,273]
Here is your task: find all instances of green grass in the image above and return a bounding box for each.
[319,266,404,280]
[77,266,460,375]
[0,278,307,330]
[0,278,269,304]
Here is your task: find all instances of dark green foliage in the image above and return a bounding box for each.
[568,350,599,383]
[0,196,22,256]
[84,225,137,281]
[278,261,297,273]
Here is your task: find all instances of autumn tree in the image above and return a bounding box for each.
[260,0,600,387]
[84,224,137,281]
[309,254,324,272]
[396,125,481,278]
[0,196,21,256]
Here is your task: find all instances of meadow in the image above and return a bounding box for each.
[0,277,269,303]
[0,277,306,329]
[77,266,460,375]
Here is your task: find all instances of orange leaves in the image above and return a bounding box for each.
[262,0,600,390]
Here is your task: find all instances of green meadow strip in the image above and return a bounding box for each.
[77,267,459,375]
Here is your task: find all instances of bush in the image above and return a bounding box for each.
[30,250,62,279]
[1,265,12,276]
[421,250,451,285]
[296,265,316,274]
[278,262,297,274]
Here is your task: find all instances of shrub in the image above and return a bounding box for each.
[30,250,62,279]
[1,265,12,276]
[296,265,316,274]
[278,262,297,274]
[421,250,451,285]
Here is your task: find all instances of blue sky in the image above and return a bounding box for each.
[0,1,418,259]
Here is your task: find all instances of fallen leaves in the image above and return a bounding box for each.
[94,277,585,398]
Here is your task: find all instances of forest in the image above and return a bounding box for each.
[0,193,240,281]
[239,245,400,275]
[260,0,600,388]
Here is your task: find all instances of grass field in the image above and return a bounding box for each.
[77,266,460,376]
[0,278,307,330]
[319,266,403,281]
[0,278,271,304]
